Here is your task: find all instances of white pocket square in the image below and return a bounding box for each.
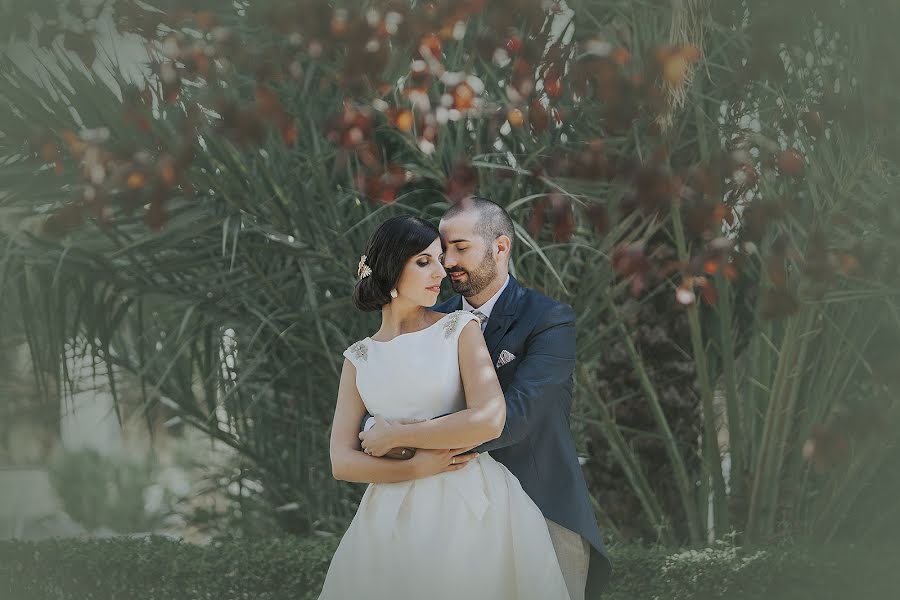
[496,350,516,368]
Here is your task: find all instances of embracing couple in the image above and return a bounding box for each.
[320,196,612,599]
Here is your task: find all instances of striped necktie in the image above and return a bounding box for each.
[470,310,488,331]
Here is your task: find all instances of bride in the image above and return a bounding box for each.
[319,215,570,599]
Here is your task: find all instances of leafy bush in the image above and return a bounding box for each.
[47,447,170,533]
[1,535,339,600]
[2,535,898,599]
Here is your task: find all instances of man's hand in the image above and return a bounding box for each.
[384,446,417,460]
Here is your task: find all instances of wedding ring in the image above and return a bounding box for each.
[451,458,456,465]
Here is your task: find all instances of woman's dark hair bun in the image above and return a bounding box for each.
[352,271,392,312]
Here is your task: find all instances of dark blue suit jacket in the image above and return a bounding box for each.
[434,275,612,596]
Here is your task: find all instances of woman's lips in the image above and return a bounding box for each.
[427,285,440,292]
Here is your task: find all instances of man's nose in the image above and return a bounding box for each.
[442,253,457,269]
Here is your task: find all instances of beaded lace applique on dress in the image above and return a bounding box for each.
[348,340,368,361]
[442,310,471,339]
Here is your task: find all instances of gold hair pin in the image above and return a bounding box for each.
[357,255,372,279]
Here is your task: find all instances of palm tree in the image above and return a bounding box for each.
[2,0,899,545]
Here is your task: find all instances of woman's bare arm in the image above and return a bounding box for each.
[360,320,506,453]
[330,359,424,483]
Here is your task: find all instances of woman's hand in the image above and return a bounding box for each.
[359,415,403,457]
[409,446,479,478]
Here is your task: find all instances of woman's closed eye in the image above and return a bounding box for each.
[418,256,444,267]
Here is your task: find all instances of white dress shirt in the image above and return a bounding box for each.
[462,274,510,332]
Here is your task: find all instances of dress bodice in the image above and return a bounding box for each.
[342,310,479,421]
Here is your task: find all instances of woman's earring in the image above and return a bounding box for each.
[390,289,398,299]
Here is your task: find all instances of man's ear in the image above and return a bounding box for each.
[495,235,512,259]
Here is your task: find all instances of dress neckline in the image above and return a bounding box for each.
[366,311,458,344]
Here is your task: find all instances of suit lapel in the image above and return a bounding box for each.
[483,276,523,357]
[484,313,513,358]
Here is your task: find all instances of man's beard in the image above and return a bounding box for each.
[448,248,498,297]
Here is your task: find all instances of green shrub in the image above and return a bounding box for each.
[605,542,773,600]
[47,447,170,533]
[2,536,898,599]
[1,535,339,600]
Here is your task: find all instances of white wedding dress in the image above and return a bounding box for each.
[318,310,570,600]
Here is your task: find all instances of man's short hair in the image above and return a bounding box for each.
[443,195,515,252]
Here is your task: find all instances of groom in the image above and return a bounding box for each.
[364,196,612,598]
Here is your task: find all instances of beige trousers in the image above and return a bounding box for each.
[545,518,591,600]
